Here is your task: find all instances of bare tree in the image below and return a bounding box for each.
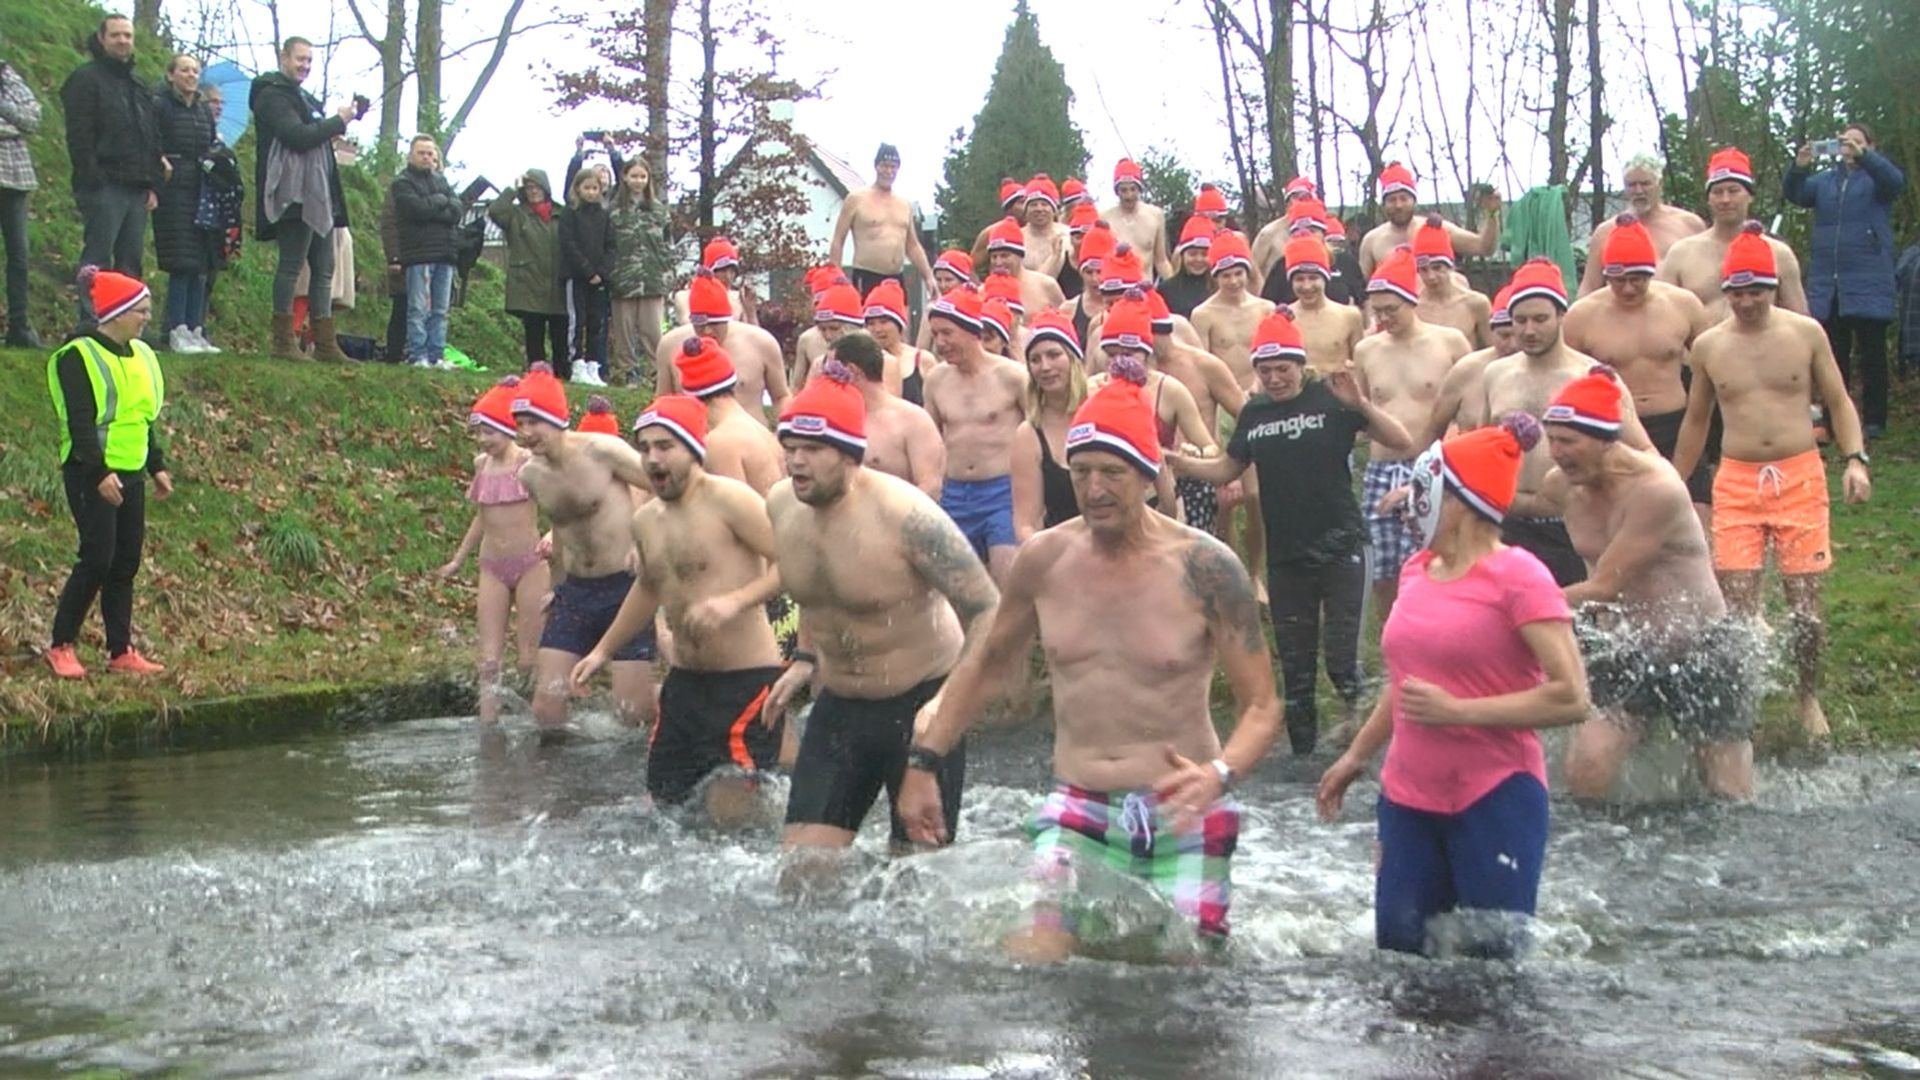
[1201,0,1297,226]
[135,0,164,36]
[1585,0,1606,228]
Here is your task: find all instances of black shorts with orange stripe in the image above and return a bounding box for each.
[648,665,785,805]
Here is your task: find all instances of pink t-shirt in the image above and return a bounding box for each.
[1378,545,1572,814]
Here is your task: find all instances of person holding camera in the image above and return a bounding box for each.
[487,169,570,374]
[1785,124,1908,437]
[250,36,358,362]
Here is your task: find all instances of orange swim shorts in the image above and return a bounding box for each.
[1711,447,1831,575]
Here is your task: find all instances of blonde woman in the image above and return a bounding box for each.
[1010,310,1089,541]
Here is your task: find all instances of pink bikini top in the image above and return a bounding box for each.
[468,461,530,506]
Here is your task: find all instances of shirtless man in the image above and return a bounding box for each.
[1658,147,1809,319]
[828,143,936,299]
[1672,224,1871,739]
[791,266,841,389]
[1412,216,1493,348]
[1189,230,1274,590]
[832,330,943,499]
[793,280,867,390]
[508,366,658,730]
[1357,162,1502,277]
[1101,158,1173,279]
[969,180,1027,272]
[1191,184,1261,295]
[660,270,791,424]
[1563,214,1716,515]
[1354,246,1473,609]
[897,376,1280,960]
[1424,284,1518,442]
[1541,371,1757,800]
[912,250,976,358]
[673,335,784,496]
[671,236,753,325]
[1150,297,1248,536]
[1478,258,1650,586]
[1020,175,1072,278]
[1285,233,1366,376]
[1577,153,1707,297]
[762,363,1001,852]
[985,217,1066,316]
[571,394,787,823]
[923,285,1031,583]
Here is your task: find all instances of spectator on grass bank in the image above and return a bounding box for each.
[152,53,220,354]
[608,157,672,388]
[251,36,353,362]
[487,168,570,374]
[391,134,462,369]
[61,15,162,283]
[379,180,406,362]
[193,82,243,349]
[559,168,614,386]
[0,53,42,347]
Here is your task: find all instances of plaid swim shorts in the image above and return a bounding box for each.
[1363,459,1420,583]
[1028,781,1241,938]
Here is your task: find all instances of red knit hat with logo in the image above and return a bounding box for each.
[804,265,840,300]
[1100,291,1155,354]
[1026,309,1083,361]
[1286,197,1330,233]
[1284,175,1319,201]
[981,297,1015,343]
[82,266,150,323]
[1025,173,1061,208]
[934,249,974,282]
[510,363,570,428]
[863,279,909,331]
[1194,183,1229,216]
[1209,231,1253,275]
[577,394,620,436]
[1113,158,1144,189]
[1099,243,1147,294]
[1061,177,1089,207]
[814,281,865,325]
[929,283,984,334]
[983,269,1026,315]
[1145,286,1175,335]
[633,393,709,461]
[987,215,1026,257]
[1326,216,1347,240]
[1250,306,1307,364]
[1506,257,1569,311]
[1440,412,1543,522]
[1067,200,1099,234]
[1378,161,1418,200]
[1284,233,1332,280]
[469,375,520,436]
[1489,283,1517,327]
[1077,220,1119,270]
[1367,245,1421,304]
[688,269,732,324]
[1067,355,1159,477]
[1706,147,1754,191]
[700,235,741,272]
[777,359,867,460]
[1601,213,1658,277]
[674,335,738,398]
[1544,365,1625,440]
[1413,214,1455,268]
[1721,221,1778,290]
[1175,215,1215,255]
[999,177,1023,209]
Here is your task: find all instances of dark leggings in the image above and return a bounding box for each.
[516,311,571,377]
[51,465,146,656]
[1269,554,1367,754]
[385,284,408,363]
[1823,315,1889,429]
[1375,772,1549,958]
[270,210,333,317]
[574,281,609,366]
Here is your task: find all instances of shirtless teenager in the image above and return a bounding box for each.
[1412,216,1493,348]
[1191,184,1261,295]
[832,330,944,499]
[660,270,792,425]
[898,376,1280,959]
[1477,258,1650,586]
[1563,214,1716,514]
[1671,224,1871,739]
[671,236,753,325]
[1354,246,1473,609]
[571,394,787,823]
[1658,147,1810,319]
[1190,230,1275,589]
[791,266,842,390]
[912,250,977,367]
[1101,158,1173,279]
[1283,232,1365,377]
[762,363,1000,852]
[1576,153,1707,297]
[1425,284,1518,442]
[673,335,784,497]
[969,180,1027,272]
[1357,163,1502,276]
[828,143,936,299]
[509,366,658,730]
[795,280,868,389]
[1020,174,1073,278]
[865,279,938,406]
[923,285,1031,583]
[986,216,1066,316]
[1542,372,1758,800]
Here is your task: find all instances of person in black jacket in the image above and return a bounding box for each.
[153,54,218,354]
[390,135,461,368]
[250,36,356,362]
[60,16,162,282]
[559,168,614,386]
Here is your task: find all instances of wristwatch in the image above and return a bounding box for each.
[1209,758,1236,792]
[1846,450,1870,466]
[906,745,945,774]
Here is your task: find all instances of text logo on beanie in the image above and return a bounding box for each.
[1250,306,1307,364]
[511,363,570,428]
[634,393,709,461]
[1412,214,1455,268]
[1175,215,1215,255]
[1209,232,1253,276]
[1100,291,1154,354]
[675,335,738,398]
[1543,365,1624,440]
[1067,355,1160,477]
[777,359,867,460]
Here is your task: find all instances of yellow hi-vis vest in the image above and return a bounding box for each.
[47,337,165,472]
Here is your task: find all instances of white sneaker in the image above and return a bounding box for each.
[589,363,609,386]
[191,328,221,354]
[570,366,596,384]
[167,326,201,353]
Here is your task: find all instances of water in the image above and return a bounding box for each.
[2,717,1918,1078]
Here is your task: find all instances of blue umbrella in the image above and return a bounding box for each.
[201,61,253,146]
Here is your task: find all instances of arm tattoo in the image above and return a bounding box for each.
[1183,538,1264,653]
[901,504,998,625]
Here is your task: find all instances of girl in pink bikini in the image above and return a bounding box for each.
[440,376,550,722]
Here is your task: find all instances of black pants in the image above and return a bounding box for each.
[75,182,147,279]
[51,465,146,656]
[1824,315,1889,429]
[574,280,609,366]
[0,187,28,337]
[1269,554,1367,755]
[515,311,571,377]
[384,285,408,363]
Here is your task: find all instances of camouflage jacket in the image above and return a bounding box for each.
[608,197,673,298]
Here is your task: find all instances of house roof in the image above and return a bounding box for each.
[807,144,868,199]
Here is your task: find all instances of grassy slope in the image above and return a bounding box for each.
[0,350,657,729]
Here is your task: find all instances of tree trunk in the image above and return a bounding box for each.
[1545,0,1574,188]
[697,0,718,230]
[378,0,405,153]
[1208,5,1254,223]
[643,0,675,188]
[1305,0,1324,197]
[1586,0,1606,228]
[415,0,443,137]
[1266,0,1296,194]
[134,0,162,36]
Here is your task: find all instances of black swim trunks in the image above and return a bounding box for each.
[540,571,658,660]
[1501,515,1587,586]
[784,674,965,846]
[1579,615,1762,742]
[1641,408,1716,505]
[649,665,785,804]
[849,268,905,300]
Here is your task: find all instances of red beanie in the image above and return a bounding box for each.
[981,298,1015,343]
[1209,231,1253,275]
[929,283,984,334]
[1145,287,1175,334]
[999,177,1024,209]
[577,394,620,436]
[1113,158,1144,189]
[1326,216,1347,240]
[863,279,909,330]
[1721,221,1778,290]
[633,393,709,461]
[83,266,149,323]
[1706,147,1754,191]
[1025,173,1060,208]
[1026,309,1083,361]
[675,335,738,398]
[1601,213,1658,277]
[1506,257,1569,311]
[1067,355,1159,477]
[778,359,867,460]
[1194,183,1228,216]
[1061,177,1089,207]
[689,269,732,324]
[1099,243,1147,294]
[700,235,740,272]
[1077,220,1119,270]
[934,249,974,282]
[510,364,570,428]
[1378,161,1417,200]
[1067,200,1099,234]
[1284,233,1332,280]
[469,375,520,436]
[1100,292,1155,354]
[983,269,1025,314]
[1440,412,1543,522]
[1412,214,1455,268]
[1284,175,1318,201]
[815,282,865,325]
[804,265,840,300]
[1175,215,1215,254]
[1250,307,1307,364]
[1489,283,1516,327]
[987,216,1026,257]
[1286,197,1330,233]
[1544,365,1625,440]
[1367,245,1421,304]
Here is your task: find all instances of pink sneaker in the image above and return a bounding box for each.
[107,649,166,675]
[45,645,86,679]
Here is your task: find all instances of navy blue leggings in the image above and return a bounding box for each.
[1375,771,1549,958]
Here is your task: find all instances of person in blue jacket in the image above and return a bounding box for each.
[1784,123,1907,437]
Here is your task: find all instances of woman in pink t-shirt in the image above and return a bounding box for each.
[1317,413,1589,958]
